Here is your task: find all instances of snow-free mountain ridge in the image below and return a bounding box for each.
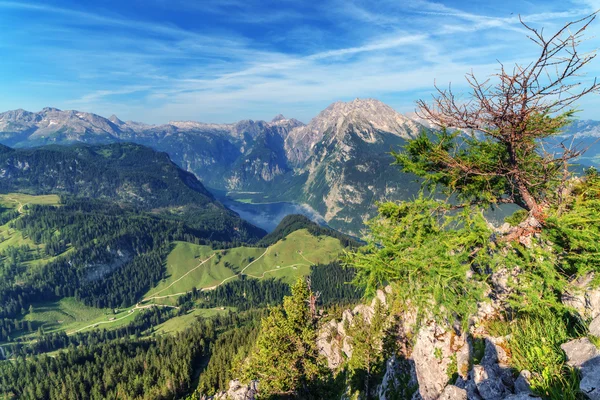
[1,99,597,234]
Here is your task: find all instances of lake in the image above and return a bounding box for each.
[219,197,326,232]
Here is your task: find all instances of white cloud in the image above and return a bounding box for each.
[2,0,600,123]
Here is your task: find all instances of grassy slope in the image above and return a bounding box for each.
[0,193,61,209]
[243,229,342,283]
[8,298,136,342]
[144,229,344,301]
[0,199,343,341]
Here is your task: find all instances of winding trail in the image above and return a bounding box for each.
[67,310,137,334]
[4,196,25,213]
[62,243,304,334]
[201,247,270,291]
[298,251,315,266]
[143,254,216,301]
[67,303,179,335]
[245,263,309,279]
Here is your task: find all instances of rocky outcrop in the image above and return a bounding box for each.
[317,287,392,369]
[316,282,548,400]
[207,380,258,400]
[412,323,468,400]
[438,385,467,400]
[562,273,600,320]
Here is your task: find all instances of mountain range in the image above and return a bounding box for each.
[1,99,598,234]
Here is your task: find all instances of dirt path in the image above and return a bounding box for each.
[64,244,297,334]
[201,247,270,291]
[143,254,216,301]
[67,303,179,335]
[245,263,309,279]
[4,196,25,213]
[298,252,315,265]
[67,310,136,334]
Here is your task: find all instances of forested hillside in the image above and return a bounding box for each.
[0,142,265,242]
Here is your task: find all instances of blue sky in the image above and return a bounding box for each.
[0,0,599,123]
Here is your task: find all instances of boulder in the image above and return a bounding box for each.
[513,370,532,394]
[562,337,600,400]
[438,385,467,400]
[412,323,468,400]
[472,364,508,400]
[502,394,541,399]
[590,315,600,338]
[561,337,600,368]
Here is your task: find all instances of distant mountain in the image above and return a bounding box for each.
[0,100,427,234]
[282,99,423,232]
[0,107,304,191]
[559,119,600,166]
[3,100,597,234]
[0,142,265,242]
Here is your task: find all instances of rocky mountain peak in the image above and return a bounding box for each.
[271,114,286,123]
[109,115,124,125]
[284,98,423,165]
[41,107,61,113]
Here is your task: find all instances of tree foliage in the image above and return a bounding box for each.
[395,13,599,241]
[241,278,330,398]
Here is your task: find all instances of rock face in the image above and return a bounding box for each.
[284,98,419,166]
[316,283,548,400]
[412,323,467,400]
[317,287,391,369]
[210,380,258,400]
[0,99,425,235]
[438,385,468,400]
[562,338,600,400]
[562,273,600,320]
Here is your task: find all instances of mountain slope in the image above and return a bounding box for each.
[5,100,598,234]
[0,101,426,234]
[0,142,265,242]
[285,99,424,233]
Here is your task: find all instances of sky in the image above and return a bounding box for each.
[0,0,600,124]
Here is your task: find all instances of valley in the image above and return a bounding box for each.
[0,191,348,348]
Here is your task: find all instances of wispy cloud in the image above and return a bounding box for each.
[0,0,599,123]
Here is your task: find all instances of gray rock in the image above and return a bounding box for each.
[502,394,541,399]
[438,385,467,400]
[316,319,343,369]
[456,337,472,379]
[562,338,600,400]
[513,370,532,394]
[352,304,375,323]
[472,365,508,400]
[412,323,465,400]
[212,380,258,400]
[561,337,600,368]
[590,316,600,337]
[455,376,483,400]
[562,273,600,320]
[482,338,510,367]
[580,370,600,400]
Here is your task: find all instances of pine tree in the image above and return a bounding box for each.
[395,13,599,242]
[241,278,329,398]
[347,299,388,398]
